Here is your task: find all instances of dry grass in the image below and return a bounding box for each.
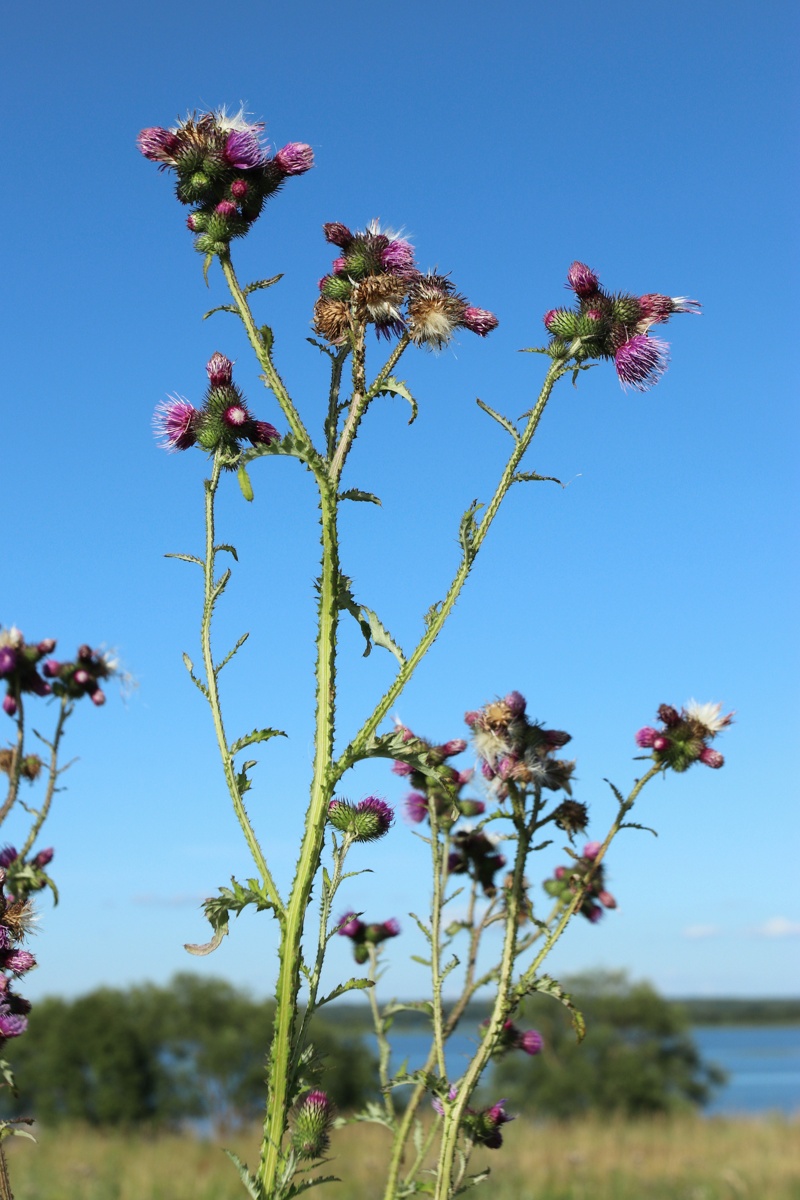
[5,1114,799,1199]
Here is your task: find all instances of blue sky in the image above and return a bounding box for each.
[4,0,798,1005]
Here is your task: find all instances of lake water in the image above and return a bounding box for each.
[384,1026,800,1116]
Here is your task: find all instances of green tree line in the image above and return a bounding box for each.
[0,972,726,1128]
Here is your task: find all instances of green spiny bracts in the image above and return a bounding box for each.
[321,274,352,301]
[609,292,643,327]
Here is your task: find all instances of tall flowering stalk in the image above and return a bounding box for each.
[139,107,713,1200]
[0,627,114,1188]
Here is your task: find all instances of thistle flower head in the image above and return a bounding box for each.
[614,334,669,391]
[461,306,499,336]
[291,1089,333,1160]
[274,142,314,176]
[0,1009,27,1039]
[328,796,394,842]
[407,274,467,349]
[566,261,600,297]
[637,700,732,772]
[684,700,734,737]
[154,397,199,451]
[638,293,702,326]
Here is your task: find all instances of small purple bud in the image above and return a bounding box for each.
[587,903,604,924]
[583,841,602,860]
[249,421,280,446]
[404,793,428,824]
[274,142,314,176]
[464,710,480,727]
[73,669,91,686]
[382,918,401,937]
[0,1010,28,1039]
[392,761,413,777]
[504,691,527,716]
[566,261,600,297]
[598,890,617,909]
[461,307,499,336]
[518,1029,544,1055]
[439,739,467,757]
[2,949,36,975]
[635,726,658,748]
[699,746,724,768]
[90,689,106,707]
[323,222,353,248]
[215,200,238,217]
[37,639,56,655]
[0,847,18,868]
[206,352,234,387]
[2,696,16,717]
[0,649,17,677]
[231,179,249,199]
[481,760,495,780]
[337,912,364,939]
[652,735,670,751]
[32,848,54,868]
[42,659,61,678]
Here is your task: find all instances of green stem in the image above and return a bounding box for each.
[366,947,396,1124]
[429,813,450,1082]
[335,359,569,781]
[201,456,283,914]
[219,253,317,453]
[19,698,70,858]
[258,476,341,1196]
[330,332,411,482]
[324,348,350,460]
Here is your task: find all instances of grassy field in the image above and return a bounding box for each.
[5,1114,799,1199]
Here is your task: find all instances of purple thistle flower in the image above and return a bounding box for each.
[323,222,353,248]
[274,142,314,176]
[461,307,499,336]
[2,949,36,975]
[0,648,17,677]
[223,127,268,169]
[392,761,413,777]
[32,848,54,868]
[1,695,15,717]
[0,848,18,869]
[42,659,61,678]
[699,746,725,768]
[91,689,106,706]
[0,1009,28,1039]
[222,404,250,429]
[136,127,180,164]
[566,261,600,297]
[0,929,10,951]
[518,1029,544,1055]
[583,841,602,860]
[231,179,249,199]
[587,903,604,923]
[381,238,416,276]
[404,793,428,824]
[206,352,234,387]
[215,200,238,217]
[638,293,702,324]
[354,796,394,839]
[614,334,669,391]
[504,690,527,716]
[635,726,658,748]
[382,918,401,937]
[337,912,364,939]
[154,398,199,451]
[249,421,280,446]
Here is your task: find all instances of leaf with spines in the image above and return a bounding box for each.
[284,1175,340,1198]
[224,1151,264,1200]
[165,552,204,567]
[258,325,274,353]
[339,489,381,506]
[423,599,444,629]
[307,336,338,360]
[316,976,374,1008]
[186,876,276,957]
[620,821,659,837]
[202,303,238,320]
[336,575,405,664]
[229,727,286,757]
[604,779,626,807]
[458,499,484,563]
[475,398,519,442]
[236,760,257,796]
[237,464,254,502]
[181,652,209,699]
[519,973,586,1042]
[511,470,563,487]
[216,632,249,674]
[243,274,283,295]
[215,543,239,560]
[373,376,418,424]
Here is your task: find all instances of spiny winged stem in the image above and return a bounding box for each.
[336,358,571,783]
[258,474,341,1197]
[299,834,354,1042]
[200,455,281,910]
[429,806,451,1081]
[19,698,70,857]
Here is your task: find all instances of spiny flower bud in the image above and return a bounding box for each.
[32,848,54,869]
[553,800,589,835]
[638,294,702,325]
[206,353,234,387]
[699,746,724,768]
[154,398,200,451]
[328,796,394,842]
[1,949,36,976]
[0,1010,28,1039]
[275,142,314,176]
[461,306,499,336]
[291,1090,333,1160]
[566,261,600,297]
[323,222,354,248]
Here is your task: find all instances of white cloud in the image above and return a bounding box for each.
[682,924,721,940]
[750,916,800,939]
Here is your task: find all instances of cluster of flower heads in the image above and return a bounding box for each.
[291,1089,334,1161]
[466,691,575,802]
[433,1087,514,1150]
[154,352,279,459]
[0,629,114,716]
[480,1017,543,1057]
[327,795,394,843]
[0,868,35,1048]
[392,725,483,827]
[636,701,732,772]
[137,108,313,257]
[0,846,54,905]
[313,220,499,348]
[337,912,400,964]
[541,261,701,391]
[543,840,617,923]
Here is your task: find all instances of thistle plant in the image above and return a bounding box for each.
[138,106,722,1200]
[0,626,115,1190]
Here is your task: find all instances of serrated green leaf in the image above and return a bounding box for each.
[307,336,337,359]
[224,1150,264,1200]
[409,912,432,942]
[182,652,194,673]
[458,499,483,562]
[423,599,444,629]
[258,325,274,353]
[229,727,286,756]
[620,821,659,837]
[1,1124,36,1143]
[359,606,406,665]
[511,470,563,486]
[475,398,519,441]
[202,303,238,320]
[410,955,432,967]
[523,974,586,1042]
[455,1169,491,1194]
[339,489,381,506]
[215,543,239,560]
[285,1175,340,1198]
[317,977,374,1007]
[237,464,254,502]
[184,925,227,956]
[202,253,213,286]
[374,376,418,424]
[243,274,283,295]
[212,568,232,602]
[165,552,203,567]
[216,632,250,674]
